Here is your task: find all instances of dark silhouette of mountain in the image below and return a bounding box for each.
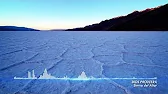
[0,26,39,31]
[49,29,66,31]
[67,4,168,31]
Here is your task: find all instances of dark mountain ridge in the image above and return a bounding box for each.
[67,4,168,31]
[0,26,39,31]
[109,4,168,31]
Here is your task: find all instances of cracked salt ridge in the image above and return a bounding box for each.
[0,40,49,57]
[91,42,133,94]
[92,41,168,67]
[0,49,23,57]
[0,53,39,71]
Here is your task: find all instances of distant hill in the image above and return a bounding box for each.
[67,4,168,31]
[49,29,66,31]
[0,26,39,31]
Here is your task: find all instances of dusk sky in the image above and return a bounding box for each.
[0,0,167,30]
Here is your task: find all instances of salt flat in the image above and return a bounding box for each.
[0,31,168,94]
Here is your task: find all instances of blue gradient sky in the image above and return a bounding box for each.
[0,0,167,30]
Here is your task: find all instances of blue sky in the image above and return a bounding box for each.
[0,0,167,30]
